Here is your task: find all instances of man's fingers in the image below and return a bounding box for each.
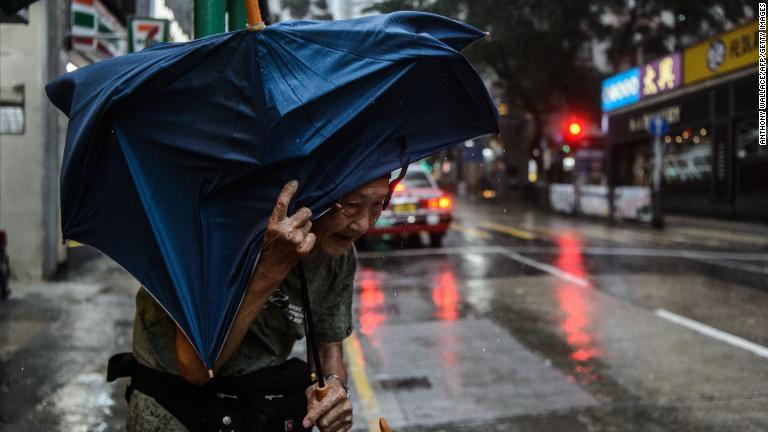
[270,180,298,224]
[288,207,313,229]
[298,233,316,254]
[317,402,350,431]
[303,387,343,427]
[317,406,343,430]
[300,220,313,236]
[323,417,352,432]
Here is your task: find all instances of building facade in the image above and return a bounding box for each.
[1,0,68,279]
[603,20,763,221]
[1,0,187,280]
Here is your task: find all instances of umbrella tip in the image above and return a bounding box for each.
[247,22,267,32]
[379,417,391,432]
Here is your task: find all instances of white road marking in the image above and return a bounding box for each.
[359,246,592,286]
[358,245,768,262]
[500,251,591,288]
[655,309,768,359]
[687,257,768,274]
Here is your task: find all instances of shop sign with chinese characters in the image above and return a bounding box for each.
[684,20,758,85]
[640,53,682,99]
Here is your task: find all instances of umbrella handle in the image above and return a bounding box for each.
[244,0,265,31]
[315,384,330,401]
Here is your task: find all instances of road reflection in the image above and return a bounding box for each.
[432,264,458,321]
[358,267,386,336]
[554,231,601,383]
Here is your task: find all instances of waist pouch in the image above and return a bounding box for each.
[108,353,312,432]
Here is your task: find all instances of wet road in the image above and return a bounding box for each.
[346,201,768,432]
[1,200,767,431]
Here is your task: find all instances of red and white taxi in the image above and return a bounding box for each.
[366,165,453,247]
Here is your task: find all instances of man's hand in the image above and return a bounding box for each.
[303,379,353,432]
[253,180,316,285]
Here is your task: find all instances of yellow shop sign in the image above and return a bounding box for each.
[684,20,758,85]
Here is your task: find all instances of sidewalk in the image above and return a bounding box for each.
[452,197,768,251]
[0,252,135,431]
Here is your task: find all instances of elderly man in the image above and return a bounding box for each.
[126,177,390,432]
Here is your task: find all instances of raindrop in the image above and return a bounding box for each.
[495,338,500,343]
[482,347,486,352]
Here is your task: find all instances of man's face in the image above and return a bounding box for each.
[312,177,390,256]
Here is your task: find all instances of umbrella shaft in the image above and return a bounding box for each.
[298,262,325,388]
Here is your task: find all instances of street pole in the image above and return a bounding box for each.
[651,122,665,228]
[227,0,247,31]
[195,0,226,38]
[606,140,615,224]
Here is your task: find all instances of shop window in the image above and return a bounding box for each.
[735,118,768,194]
[713,88,729,118]
[0,85,25,135]
[733,78,757,114]
[735,118,766,160]
[660,126,712,186]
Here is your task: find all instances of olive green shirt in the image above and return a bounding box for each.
[127,247,356,431]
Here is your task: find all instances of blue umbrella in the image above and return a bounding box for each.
[46,11,498,369]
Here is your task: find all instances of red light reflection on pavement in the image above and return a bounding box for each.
[358,267,386,336]
[554,231,601,382]
[432,265,459,321]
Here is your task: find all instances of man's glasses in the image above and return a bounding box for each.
[334,200,385,221]
[334,173,405,222]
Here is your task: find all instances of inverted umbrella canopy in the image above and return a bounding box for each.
[46,11,499,369]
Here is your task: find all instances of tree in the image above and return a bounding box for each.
[595,0,755,71]
[366,0,754,156]
[367,0,603,158]
[281,0,332,20]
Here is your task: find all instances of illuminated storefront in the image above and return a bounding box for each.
[603,20,763,220]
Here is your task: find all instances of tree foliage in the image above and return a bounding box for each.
[597,0,754,70]
[366,0,754,149]
[282,0,332,20]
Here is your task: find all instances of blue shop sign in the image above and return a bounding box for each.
[601,68,640,112]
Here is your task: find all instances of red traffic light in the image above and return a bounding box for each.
[562,118,585,142]
[568,122,582,136]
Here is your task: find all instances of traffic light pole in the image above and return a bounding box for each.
[195,0,226,38]
[227,0,247,31]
